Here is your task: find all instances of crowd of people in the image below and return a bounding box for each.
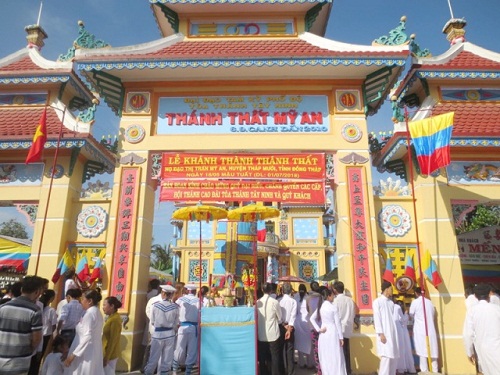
[0,276,122,375]
[256,280,356,375]
[1,275,499,375]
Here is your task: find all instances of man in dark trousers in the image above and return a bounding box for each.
[279,282,297,375]
[257,283,283,375]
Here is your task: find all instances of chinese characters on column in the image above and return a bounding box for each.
[347,167,374,312]
[110,168,139,310]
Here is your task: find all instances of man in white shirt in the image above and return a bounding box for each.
[144,285,179,375]
[333,281,357,375]
[373,281,399,375]
[409,287,439,373]
[141,279,161,372]
[279,283,297,375]
[489,285,500,306]
[258,283,282,375]
[173,284,200,375]
[464,283,500,375]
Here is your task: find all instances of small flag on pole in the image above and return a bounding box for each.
[88,257,102,284]
[404,253,416,281]
[76,255,90,282]
[257,220,266,242]
[25,108,48,164]
[422,250,443,288]
[382,255,395,284]
[408,112,454,175]
[51,249,74,283]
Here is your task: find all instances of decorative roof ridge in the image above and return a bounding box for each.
[28,47,73,70]
[414,41,500,66]
[0,47,74,72]
[300,32,410,54]
[49,99,92,134]
[0,48,30,69]
[75,33,185,59]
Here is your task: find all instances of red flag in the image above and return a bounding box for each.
[382,256,395,284]
[257,220,266,242]
[404,254,416,281]
[25,108,47,164]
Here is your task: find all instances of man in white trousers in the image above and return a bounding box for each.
[464,283,500,375]
[373,281,399,375]
[409,287,439,373]
[144,285,179,375]
[333,281,357,375]
[172,285,200,375]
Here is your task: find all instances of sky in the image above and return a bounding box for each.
[0,0,499,245]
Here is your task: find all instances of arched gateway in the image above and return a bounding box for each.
[72,1,407,369]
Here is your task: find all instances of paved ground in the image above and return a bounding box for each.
[121,365,317,375]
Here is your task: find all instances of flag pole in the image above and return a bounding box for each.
[34,105,66,276]
[402,105,433,369]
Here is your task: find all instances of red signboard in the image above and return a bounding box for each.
[160,180,325,204]
[110,168,139,311]
[161,153,325,180]
[347,167,374,312]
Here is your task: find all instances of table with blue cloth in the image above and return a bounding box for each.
[201,306,256,375]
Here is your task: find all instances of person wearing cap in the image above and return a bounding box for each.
[409,287,438,373]
[172,285,199,375]
[464,283,500,375]
[144,284,179,375]
[373,281,399,375]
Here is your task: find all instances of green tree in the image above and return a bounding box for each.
[150,242,172,272]
[466,205,500,232]
[0,219,28,239]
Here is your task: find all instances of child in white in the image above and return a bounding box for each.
[41,335,68,375]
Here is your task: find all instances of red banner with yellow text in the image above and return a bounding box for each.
[160,180,325,203]
[161,153,325,180]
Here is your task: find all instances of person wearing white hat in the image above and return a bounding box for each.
[144,284,179,375]
[172,285,200,375]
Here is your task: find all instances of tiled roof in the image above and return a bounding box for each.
[0,56,45,72]
[420,50,500,70]
[432,102,500,137]
[85,39,408,60]
[0,107,85,139]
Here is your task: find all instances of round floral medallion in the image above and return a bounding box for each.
[341,123,362,143]
[77,206,108,238]
[378,205,411,237]
[48,164,64,179]
[124,124,145,144]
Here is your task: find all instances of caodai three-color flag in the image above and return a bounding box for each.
[408,112,454,175]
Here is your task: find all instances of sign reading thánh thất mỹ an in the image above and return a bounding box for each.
[161,153,325,180]
[157,95,329,135]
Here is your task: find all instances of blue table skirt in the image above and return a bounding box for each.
[201,306,256,375]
